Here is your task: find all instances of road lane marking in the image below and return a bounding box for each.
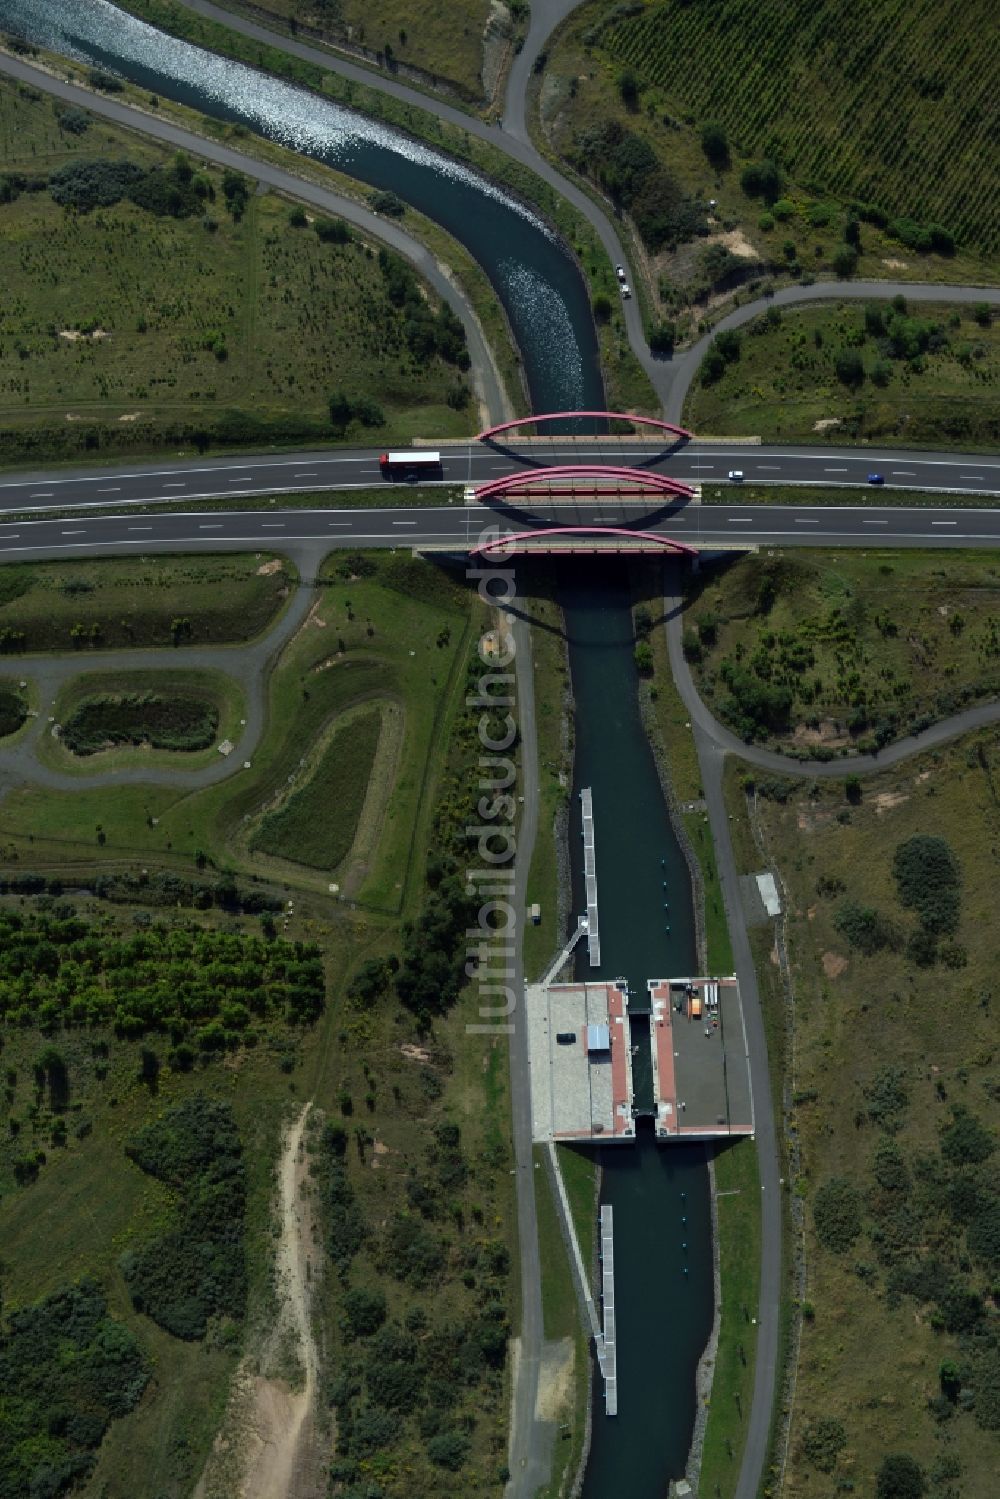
[863,519,888,525]
[229,477,253,483]
[295,472,317,479]
[795,518,819,524]
[61,529,85,536]
[164,482,186,489]
[960,473,985,480]
[728,517,754,524]
[199,523,222,530]
[892,471,915,477]
[393,520,417,526]
[31,492,53,498]
[328,522,350,527]
[757,465,781,470]
[261,523,285,529]
[932,520,957,526]
[98,487,121,493]
[824,467,848,473]
[128,526,153,532]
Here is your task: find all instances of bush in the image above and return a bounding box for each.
[634,640,653,675]
[800,1417,846,1472]
[892,835,961,936]
[649,320,675,354]
[876,1453,925,1499]
[940,1106,995,1167]
[370,189,405,216]
[814,1177,862,1252]
[834,900,901,956]
[288,204,307,227]
[592,292,612,323]
[343,1287,387,1338]
[832,245,859,277]
[835,347,865,386]
[741,159,782,202]
[700,121,729,168]
[427,1430,470,1470]
[314,215,351,244]
[57,108,91,135]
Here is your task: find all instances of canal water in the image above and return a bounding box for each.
[6,0,603,419]
[563,561,713,1498]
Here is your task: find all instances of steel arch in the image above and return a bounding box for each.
[469,526,697,556]
[474,464,695,501]
[477,411,692,442]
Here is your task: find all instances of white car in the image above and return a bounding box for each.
[620,283,631,299]
[728,469,744,481]
[615,264,626,281]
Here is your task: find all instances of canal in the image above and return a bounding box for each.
[5,6,715,1493]
[564,562,712,1496]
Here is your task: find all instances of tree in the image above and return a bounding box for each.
[716,328,741,363]
[700,121,729,168]
[634,641,653,675]
[876,1453,925,1499]
[288,204,307,227]
[699,346,727,386]
[618,69,639,109]
[835,348,865,386]
[740,159,781,202]
[592,293,612,324]
[832,245,858,278]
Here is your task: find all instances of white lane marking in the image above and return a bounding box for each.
[0,533,19,539]
[757,465,781,470]
[892,471,915,477]
[261,523,285,529]
[98,487,121,493]
[61,529,85,536]
[728,517,754,524]
[163,482,186,489]
[824,467,848,473]
[795,518,819,524]
[932,520,957,526]
[295,472,318,479]
[328,522,351,527]
[31,492,53,498]
[128,526,153,532]
[863,519,889,525]
[199,523,222,530]
[393,520,417,526]
[960,473,985,480]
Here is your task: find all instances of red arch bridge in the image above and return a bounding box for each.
[468,526,697,558]
[472,464,695,505]
[477,411,692,443]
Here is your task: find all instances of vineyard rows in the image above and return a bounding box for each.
[602,0,998,256]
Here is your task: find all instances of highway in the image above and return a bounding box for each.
[1,442,999,521]
[0,497,997,563]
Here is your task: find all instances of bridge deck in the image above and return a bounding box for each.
[597,1205,618,1415]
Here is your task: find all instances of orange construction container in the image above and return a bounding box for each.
[690,991,703,1018]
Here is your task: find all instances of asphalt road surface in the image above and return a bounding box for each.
[0,496,998,564]
[1,442,998,520]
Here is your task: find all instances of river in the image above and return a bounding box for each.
[3,7,713,1494]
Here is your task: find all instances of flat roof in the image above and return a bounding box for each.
[648,977,753,1139]
[527,980,634,1144]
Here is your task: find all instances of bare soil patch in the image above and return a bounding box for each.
[822,950,848,979]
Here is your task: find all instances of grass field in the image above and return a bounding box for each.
[744,728,1000,1497]
[204,0,497,104]
[685,549,1000,753]
[0,80,475,463]
[686,300,1000,448]
[539,0,997,330]
[250,701,382,871]
[0,552,293,653]
[36,667,245,774]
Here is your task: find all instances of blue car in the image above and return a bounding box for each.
[867,472,885,485]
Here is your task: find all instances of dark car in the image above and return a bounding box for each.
[867,472,885,485]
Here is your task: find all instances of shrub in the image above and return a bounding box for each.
[634,640,654,675]
[832,245,859,277]
[618,68,639,108]
[741,159,782,202]
[876,1454,925,1499]
[649,321,675,354]
[813,1177,862,1252]
[800,1416,846,1472]
[940,1106,994,1166]
[57,108,91,135]
[427,1430,470,1469]
[700,121,729,168]
[343,1287,387,1338]
[835,347,865,386]
[288,204,307,227]
[864,1065,909,1131]
[592,293,612,324]
[370,188,405,216]
[758,211,775,231]
[834,900,901,956]
[892,835,961,935]
[314,216,351,244]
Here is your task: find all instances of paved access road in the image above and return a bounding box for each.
[0,498,998,564]
[2,443,998,518]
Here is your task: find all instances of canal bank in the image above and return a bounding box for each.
[559,560,715,1498]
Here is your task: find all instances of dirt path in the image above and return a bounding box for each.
[195,1103,323,1499]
